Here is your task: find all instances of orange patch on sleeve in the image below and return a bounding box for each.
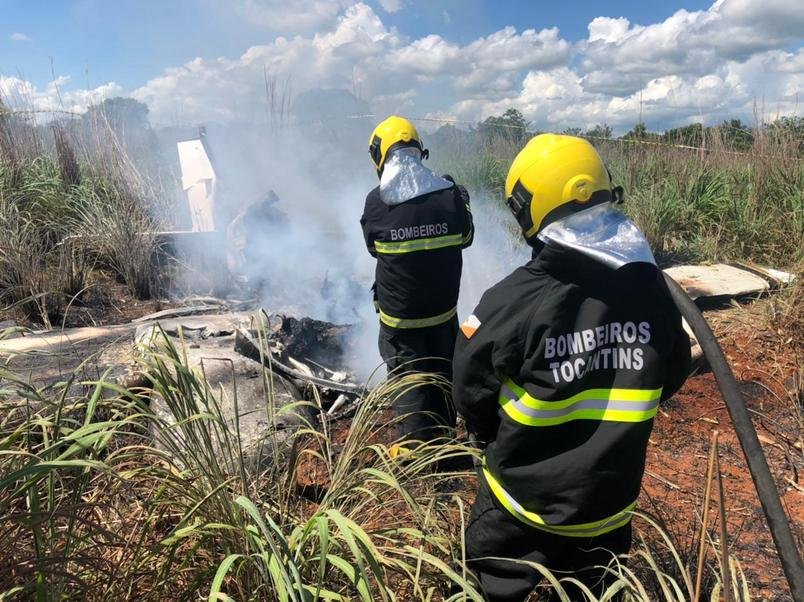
[460,314,481,339]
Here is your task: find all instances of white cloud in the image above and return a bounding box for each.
[456,27,572,96]
[10,32,31,42]
[580,0,804,95]
[132,4,576,123]
[377,0,403,13]
[131,4,405,122]
[3,0,801,133]
[128,0,804,130]
[446,44,804,133]
[387,35,461,76]
[235,0,356,31]
[0,75,122,115]
[426,0,803,132]
[587,17,629,43]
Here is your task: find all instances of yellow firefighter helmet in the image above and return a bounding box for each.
[504,134,615,241]
[368,115,425,176]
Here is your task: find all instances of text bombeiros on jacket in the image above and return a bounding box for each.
[389,222,450,241]
[545,321,652,383]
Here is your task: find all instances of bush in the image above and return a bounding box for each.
[70,176,161,299]
[0,199,59,324]
[0,109,167,320]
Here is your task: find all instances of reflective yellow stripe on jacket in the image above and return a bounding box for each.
[374,233,470,254]
[482,465,635,537]
[379,305,457,329]
[499,378,662,427]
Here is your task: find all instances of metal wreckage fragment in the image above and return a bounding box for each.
[125,310,364,473]
[234,319,364,395]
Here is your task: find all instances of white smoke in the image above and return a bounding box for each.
[170,111,529,383]
[458,194,530,319]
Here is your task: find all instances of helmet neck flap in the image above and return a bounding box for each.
[537,203,656,269]
[379,147,453,206]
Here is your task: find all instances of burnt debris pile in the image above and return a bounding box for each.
[235,313,363,407]
[277,315,352,371]
[130,309,362,472]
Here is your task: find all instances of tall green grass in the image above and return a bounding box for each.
[0,106,171,324]
[432,129,804,267]
[603,139,804,266]
[0,332,482,599]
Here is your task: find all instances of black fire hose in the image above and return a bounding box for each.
[663,273,804,601]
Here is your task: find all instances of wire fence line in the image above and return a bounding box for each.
[264,111,804,161]
[1,106,801,161]
[0,107,83,117]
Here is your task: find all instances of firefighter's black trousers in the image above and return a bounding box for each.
[466,484,631,602]
[378,317,458,441]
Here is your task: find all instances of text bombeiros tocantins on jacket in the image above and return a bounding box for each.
[545,321,652,383]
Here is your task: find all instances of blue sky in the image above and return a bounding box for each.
[3,0,714,89]
[1,0,801,131]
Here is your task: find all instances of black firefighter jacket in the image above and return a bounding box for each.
[361,181,474,330]
[453,242,691,537]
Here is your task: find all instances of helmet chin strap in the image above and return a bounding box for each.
[506,196,533,234]
[506,180,536,238]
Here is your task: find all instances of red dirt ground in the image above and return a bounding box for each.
[642,305,802,601]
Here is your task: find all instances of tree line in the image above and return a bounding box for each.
[430,107,804,154]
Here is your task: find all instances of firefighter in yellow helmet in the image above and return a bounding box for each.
[361,116,474,443]
[453,134,690,601]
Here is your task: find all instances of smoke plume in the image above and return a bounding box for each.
[171,100,528,382]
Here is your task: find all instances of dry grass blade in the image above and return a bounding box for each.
[714,433,734,602]
[695,430,719,601]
